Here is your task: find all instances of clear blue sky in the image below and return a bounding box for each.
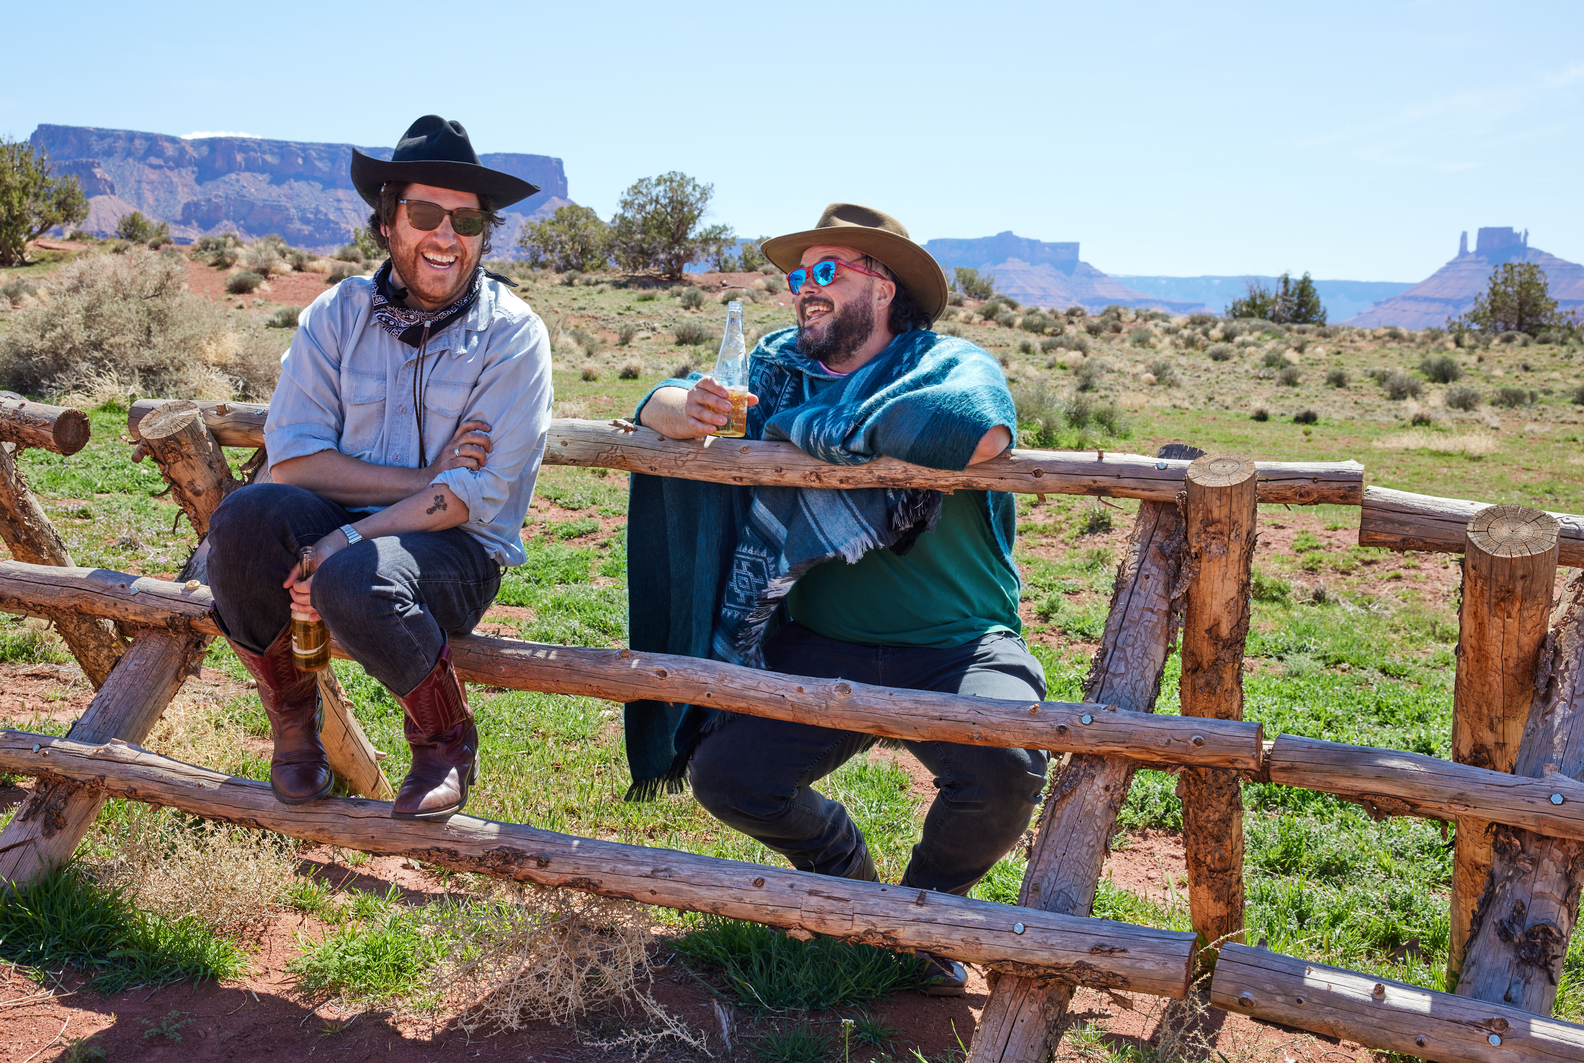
[6,1,1580,281]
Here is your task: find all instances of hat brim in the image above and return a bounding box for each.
[762,226,948,324]
[350,150,540,211]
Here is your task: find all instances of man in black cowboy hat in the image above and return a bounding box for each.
[630,204,1044,994]
[205,116,554,821]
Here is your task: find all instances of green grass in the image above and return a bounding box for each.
[0,866,247,992]
[287,885,450,1003]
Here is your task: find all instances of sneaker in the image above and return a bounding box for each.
[915,950,968,996]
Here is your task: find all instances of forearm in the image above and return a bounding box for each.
[347,484,470,537]
[636,386,699,439]
[272,450,432,507]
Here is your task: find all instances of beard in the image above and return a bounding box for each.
[796,295,876,369]
[387,231,482,310]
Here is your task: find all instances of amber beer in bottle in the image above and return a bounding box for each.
[291,546,331,671]
[710,300,750,438]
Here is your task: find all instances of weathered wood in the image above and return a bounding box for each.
[0,396,91,455]
[128,398,268,448]
[0,443,125,688]
[0,731,1198,998]
[1361,486,1584,568]
[0,560,1264,769]
[133,400,238,537]
[1459,570,1584,1015]
[971,443,1199,1063]
[0,629,203,886]
[1449,506,1561,985]
[318,672,394,801]
[126,401,1364,505]
[1211,943,1584,1063]
[1178,455,1257,958]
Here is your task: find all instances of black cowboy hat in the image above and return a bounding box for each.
[350,115,539,209]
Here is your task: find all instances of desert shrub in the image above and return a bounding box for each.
[1384,373,1423,400]
[1207,343,1234,361]
[227,271,265,295]
[1020,311,1053,334]
[1497,330,1530,346]
[2,278,37,306]
[1146,358,1178,386]
[947,291,965,306]
[1445,385,1481,411]
[980,301,1007,323]
[940,323,962,337]
[332,243,363,263]
[952,267,996,301]
[673,358,697,378]
[1571,383,1584,406]
[678,286,705,310]
[618,360,643,380]
[1126,326,1152,347]
[288,248,314,272]
[1325,368,1349,388]
[1383,326,1406,341]
[1074,358,1105,392]
[1419,354,1462,383]
[1367,367,1392,385]
[1042,334,1089,355]
[1410,408,1435,426]
[569,326,605,355]
[1220,323,1242,341]
[617,323,637,347]
[1276,366,1302,387]
[1250,405,1269,422]
[674,322,711,346]
[1535,329,1563,345]
[1493,386,1535,408]
[1260,349,1287,369]
[761,272,784,294]
[242,241,288,278]
[1293,408,1318,424]
[579,363,599,381]
[325,262,362,284]
[0,250,278,399]
[1188,312,1216,326]
[266,306,301,329]
[114,211,169,247]
[1088,400,1128,436]
[1082,318,1105,336]
[1018,339,1034,355]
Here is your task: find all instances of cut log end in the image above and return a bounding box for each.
[137,400,204,442]
[1468,504,1562,560]
[1187,454,1257,490]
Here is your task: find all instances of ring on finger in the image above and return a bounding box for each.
[454,446,463,457]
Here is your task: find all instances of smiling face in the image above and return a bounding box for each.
[382,183,484,310]
[794,244,896,369]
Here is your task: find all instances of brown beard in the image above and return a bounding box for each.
[796,293,876,369]
[387,230,482,309]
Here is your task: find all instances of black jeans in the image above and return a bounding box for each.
[206,484,501,696]
[689,622,1049,895]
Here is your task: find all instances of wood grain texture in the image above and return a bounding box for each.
[1361,487,1584,568]
[134,400,238,537]
[0,396,90,455]
[0,443,126,688]
[971,443,1200,1063]
[1211,943,1584,1063]
[0,730,1199,998]
[126,402,1363,505]
[1458,571,1584,1015]
[1178,455,1258,957]
[318,672,394,801]
[1449,506,1560,984]
[0,629,204,886]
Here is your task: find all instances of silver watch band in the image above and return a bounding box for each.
[339,524,364,546]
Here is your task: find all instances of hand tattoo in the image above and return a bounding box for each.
[426,494,448,515]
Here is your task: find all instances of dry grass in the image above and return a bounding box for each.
[1372,429,1500,457]
[428,885,704,1053]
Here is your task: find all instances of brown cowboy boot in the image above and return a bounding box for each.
[392,645,478,820]
[228,626,334,805]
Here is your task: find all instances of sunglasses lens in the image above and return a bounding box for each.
[451,210,486,237]
[787,268,807,295]
[405,201,443,230]
[812,260,838,286]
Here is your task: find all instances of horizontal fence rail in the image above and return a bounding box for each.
[0,731,1198,998]
[1360,486,1584,568]
[126,401,1364,506]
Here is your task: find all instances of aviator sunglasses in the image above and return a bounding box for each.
[786,257,890,296]
[399,199,489,237]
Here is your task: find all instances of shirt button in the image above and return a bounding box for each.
[398,405,408,413]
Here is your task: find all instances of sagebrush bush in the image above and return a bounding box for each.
[674,322,710,346]
[227,271,265,295]
[619,360,643,380]
[2,278,37,306]
[326,262,362,284]
[266,306,301,329]
[579,363,599,381]
[1445,385,1481,411]
[1074,359,1105,392]
[617,323,637,347]
[1571,383,1584,406]
[761,273,784,294]
[1251,405,1270,422]
[1384,373,1423,400]
[1020,311,1053,334]
[1260,349,1286,369]
[243,242,288,278]
[1493,386,1535,408]
[1042,334,1089,355]
[1325,368,1349,388]
[1293,408,1318,424]
[1207,343,1234,362]
[1146,359,1178,386]
[0,251,280,399]
[1276,366,1302,387]
[678,287,705,310]
[1128,326,1153,346]
[1419,354,1462,383]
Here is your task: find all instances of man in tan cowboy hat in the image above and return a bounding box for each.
[205,116,553,821]
[627,204,1044,994]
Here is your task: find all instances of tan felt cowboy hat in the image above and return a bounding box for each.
[351,115,539,210]
[761,203,949,323]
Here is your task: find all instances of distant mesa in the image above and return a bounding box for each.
[1344,228,1584,328]
[29,124,571,252]
[922,232,1206,315]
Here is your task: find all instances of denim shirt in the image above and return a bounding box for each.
[263,272,553,567]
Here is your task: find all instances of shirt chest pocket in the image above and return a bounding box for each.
[419,375,475,458]
[341,369,387,457]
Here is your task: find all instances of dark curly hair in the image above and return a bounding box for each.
[368,182,505,256]
[862,255,935,334]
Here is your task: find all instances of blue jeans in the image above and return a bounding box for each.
[206,484,501,696]
[688,622,1049,895]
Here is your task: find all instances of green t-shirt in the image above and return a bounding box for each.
[786,489,1022,648]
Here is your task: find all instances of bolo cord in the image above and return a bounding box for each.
[412,322,433,467]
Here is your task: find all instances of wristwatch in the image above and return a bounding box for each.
[339,524,364,546]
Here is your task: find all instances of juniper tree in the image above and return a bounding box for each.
[0,137,88,266]
[1451,262,1560,336]
[609,172,733,280]
[517,204,612,272]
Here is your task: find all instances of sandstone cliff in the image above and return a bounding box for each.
[1345,228,1584,328]
[30,124,570,252]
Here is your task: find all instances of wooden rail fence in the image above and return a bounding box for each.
[0,397,1573,1063]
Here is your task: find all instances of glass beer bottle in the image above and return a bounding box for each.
[710,300,750,438]
[291,546,331,671]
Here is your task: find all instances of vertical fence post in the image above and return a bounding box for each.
[969,443,1201,1063]
[1456,569,1584,1015]
[1448,504,1560,985]
[1177,455,1258,961]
